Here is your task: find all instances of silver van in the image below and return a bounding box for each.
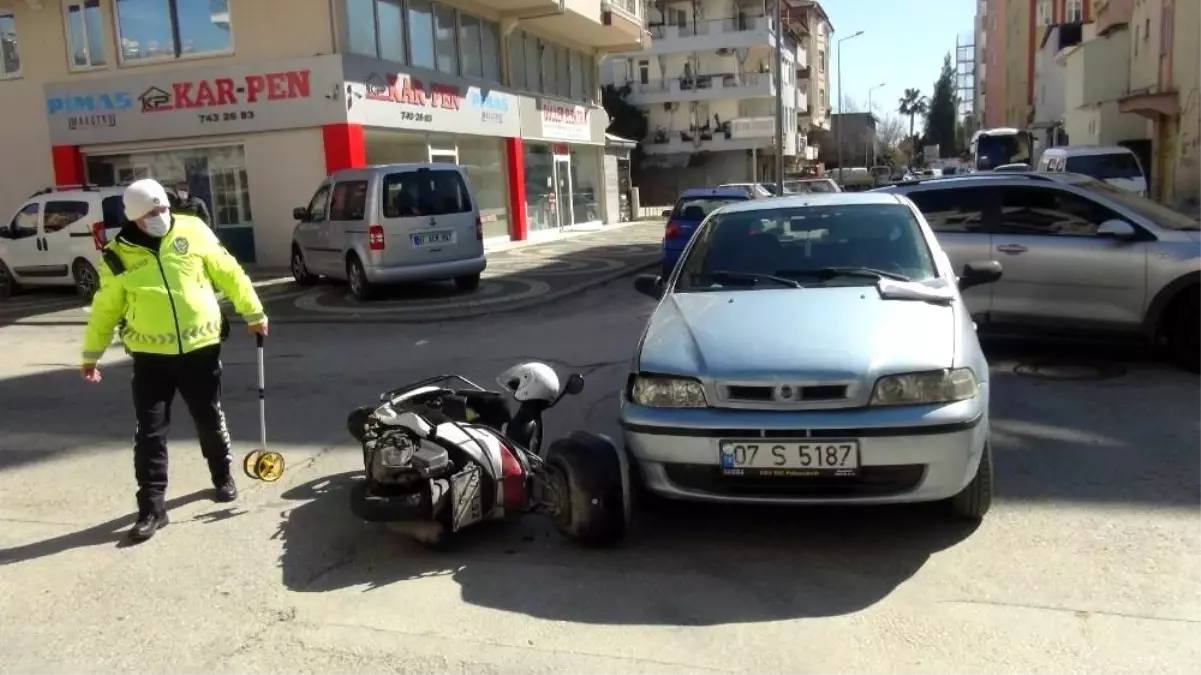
[290,163,486,301]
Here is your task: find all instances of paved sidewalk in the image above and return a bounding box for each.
[0,220,664,326]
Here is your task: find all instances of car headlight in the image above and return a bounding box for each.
[630,375,708,408]
[869,368,979,406]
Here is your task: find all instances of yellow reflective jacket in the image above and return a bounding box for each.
[82,214,265,365]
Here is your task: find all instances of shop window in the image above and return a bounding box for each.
[458,13,482,78]
[524,34,542,92]
[508,32,526,89]
[114,0,234,63]
[65,0,107,69]
[569,147,601,225]
[211,167,251,227]
[522,145,556,232]
[458,136,509,239]
[0,11,21,77]
[433,3,458,75]
[543,42,558,95]
[43,201,91,234]
[382,171,473,218]
[481,20,500,83]
[407,0,436,69]
[329,181,369,221]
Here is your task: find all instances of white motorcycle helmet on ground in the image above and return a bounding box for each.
[497,362,561,403]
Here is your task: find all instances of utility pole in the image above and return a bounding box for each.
[868,81,885,167]
[773,0,785,194]
[835,30,864,185]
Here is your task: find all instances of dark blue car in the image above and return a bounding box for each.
[659,187,750,278]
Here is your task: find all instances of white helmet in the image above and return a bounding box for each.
[496,362,561,402]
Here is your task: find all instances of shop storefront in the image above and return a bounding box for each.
[517,99,608,235]
[43,55,346,264]
[342,55,519,243]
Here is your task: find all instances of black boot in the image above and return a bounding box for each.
[213,473,237,503]
[129,510,169,542]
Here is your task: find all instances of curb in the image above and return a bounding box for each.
[8,259,660,327]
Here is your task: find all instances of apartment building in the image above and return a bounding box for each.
[602,0,825,202]
[1031,0,1095,147]
[0,0,645,265]
[981,0,1006,127]
[974,0,987,125]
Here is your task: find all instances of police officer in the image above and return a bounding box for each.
[172,180,212,227]
[81,178,267,543]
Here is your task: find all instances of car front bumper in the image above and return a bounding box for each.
[620,387,989,505]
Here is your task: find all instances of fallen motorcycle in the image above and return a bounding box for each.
[346,362,632,547]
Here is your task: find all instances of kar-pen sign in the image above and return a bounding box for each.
[140,69,312,113]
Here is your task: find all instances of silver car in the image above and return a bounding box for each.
[878,172,1200,371]
[623,192,1004,519]
[290,163,486,301]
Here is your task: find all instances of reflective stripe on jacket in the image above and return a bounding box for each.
[81,214,264,365]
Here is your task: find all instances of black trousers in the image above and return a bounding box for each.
[131,344,232,513]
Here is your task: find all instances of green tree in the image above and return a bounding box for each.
[602,84,648,145]
[924,53,960,158]
[896,88,928,164]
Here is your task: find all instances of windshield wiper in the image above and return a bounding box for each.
[702,270,803,288]
[777,267,913,282]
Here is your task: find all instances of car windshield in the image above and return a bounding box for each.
[1064,176,1201,230]
[671,197,747,221]
[1064,153,1143,180]
[674,203,938,292]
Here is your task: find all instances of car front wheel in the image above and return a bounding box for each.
[72,259,100,301]
[1161,287,1199,373]
[0,260,18,301]
[946,441,993,521]
[291,246,319,286]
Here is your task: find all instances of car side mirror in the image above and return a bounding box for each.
[292,206,309,221]
[1097,219,1138,240]
[959,260,1003,291]
[564,373,585,395]
[661,209,672,218]
[634,273,665,300]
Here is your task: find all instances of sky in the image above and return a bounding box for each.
[824,0,977,125]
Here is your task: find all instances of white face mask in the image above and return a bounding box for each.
[142,212,170,237]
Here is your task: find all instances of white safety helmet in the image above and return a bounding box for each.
[496,362,561,402]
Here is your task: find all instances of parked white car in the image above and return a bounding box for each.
[0,185,129,301]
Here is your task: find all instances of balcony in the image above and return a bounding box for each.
[642,116,798,155]
[623,15,782,56]
[1094,0,1132,36]
[796,86,808,112]
[1061,29,1131,108]
[498,0,649,51]
[625,72,779,105]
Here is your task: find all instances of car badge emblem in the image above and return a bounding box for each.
[776,385,794,400]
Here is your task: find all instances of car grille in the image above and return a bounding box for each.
[663,464,925,498]
[721,384,850,403]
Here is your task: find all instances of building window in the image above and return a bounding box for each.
[433,2,457,75]
[524,34,542,92]
[459,13,482,78]
[543,41,558,94]
[507,31,526,88]
[407,0,435,69]
[556,44,570,98]
[481,19,500,82]
[818,49,824,72]
[1036,0,1050,25]
[346,0,407,63]
[638,59,649,85]
[0,11,22,77]
[114,0,234,64]
[570,51,584,100]
[65,1,108,69]
[1065,0,1083,22]
[378,0,407,63]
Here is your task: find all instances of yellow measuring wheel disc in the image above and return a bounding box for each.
[255,452,285,482]
[243,450,265,480]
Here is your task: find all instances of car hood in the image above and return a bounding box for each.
[638,287,959,381]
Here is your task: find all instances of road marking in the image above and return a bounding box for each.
[290,278,552,315]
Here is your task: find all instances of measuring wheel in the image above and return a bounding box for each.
[243,450,265,480]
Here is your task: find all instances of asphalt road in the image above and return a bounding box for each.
[1,277,1198,674]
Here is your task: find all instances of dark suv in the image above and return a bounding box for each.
[874,172,1200,371]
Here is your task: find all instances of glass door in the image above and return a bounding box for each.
[552,154,573,230]
[430,147,459,164]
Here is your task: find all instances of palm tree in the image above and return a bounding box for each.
[897,88,929,161]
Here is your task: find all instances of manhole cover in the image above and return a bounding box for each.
[1012,360,1128,381]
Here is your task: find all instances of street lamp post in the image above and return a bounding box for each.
[867,81,885,166]
[772,0,785,194]
[835,29,865,185]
